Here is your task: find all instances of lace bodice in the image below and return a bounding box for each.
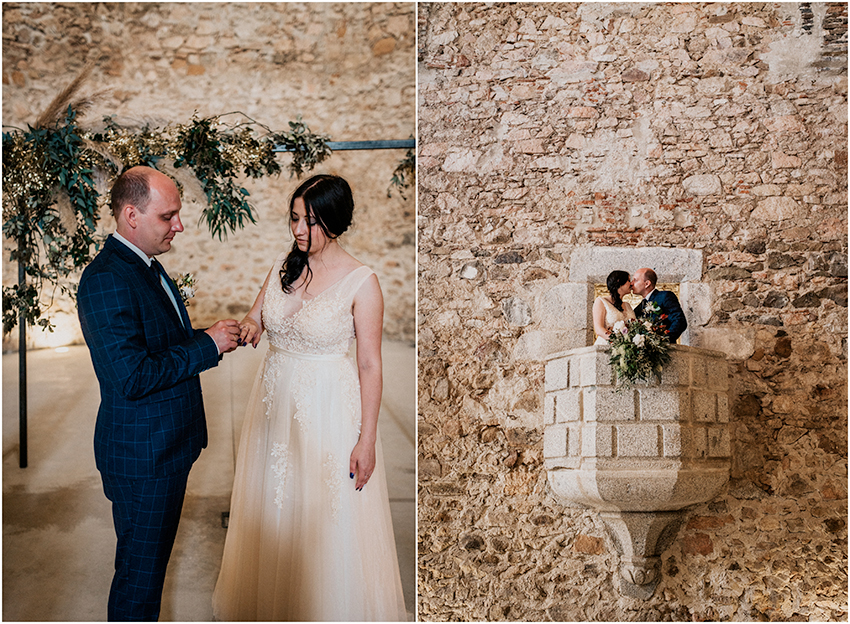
[597,297,636,331]
[262,254,374,356]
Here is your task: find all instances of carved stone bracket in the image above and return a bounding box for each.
[544,345,731,597]
[599,510,684,599]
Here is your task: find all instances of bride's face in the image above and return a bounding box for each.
[290,197,329,254]
[618,280,632,297]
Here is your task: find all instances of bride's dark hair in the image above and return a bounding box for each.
[606,270,630,312]
[279,174,354,293]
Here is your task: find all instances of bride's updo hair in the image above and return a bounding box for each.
[606,270,630,312]
[279,174,354,293]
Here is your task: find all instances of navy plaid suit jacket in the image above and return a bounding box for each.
[636,289,687,342]
[78,235,220,479]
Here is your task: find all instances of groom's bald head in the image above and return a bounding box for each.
[632,268,657,297]
[635,268,657,287]
[111,167,154,219]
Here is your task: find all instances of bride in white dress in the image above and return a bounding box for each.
[593,270,636,345]
[212,175,407,621]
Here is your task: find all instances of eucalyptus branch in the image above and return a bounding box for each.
[388,140,415,199]
[3,106,102,333]
[270,115,333,178]
[214,111,275,133]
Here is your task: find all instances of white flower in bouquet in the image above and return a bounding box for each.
[607,311,671,392]
[613,320,627,335]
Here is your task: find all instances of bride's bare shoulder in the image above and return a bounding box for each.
[338,249,365,273]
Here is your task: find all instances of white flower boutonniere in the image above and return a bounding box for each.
[644,301,662,318]
[173,273,196,305]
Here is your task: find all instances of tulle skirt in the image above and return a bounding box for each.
[212,346,406,621]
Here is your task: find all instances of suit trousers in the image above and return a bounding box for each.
[102,470,190,621]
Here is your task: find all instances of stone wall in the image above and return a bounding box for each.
[418,2,847,621]
[2,2,415,347]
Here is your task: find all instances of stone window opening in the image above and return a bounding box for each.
[539,246,709,355]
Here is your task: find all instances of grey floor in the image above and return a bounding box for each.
[3,340,416,621]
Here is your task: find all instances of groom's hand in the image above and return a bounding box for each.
[205,319,241,354]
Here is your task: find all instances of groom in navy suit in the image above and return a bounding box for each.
[78,166,241,620]
[632,267,687,342]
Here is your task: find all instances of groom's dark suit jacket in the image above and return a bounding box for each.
[636,288,687,343]
[78,235,220,479]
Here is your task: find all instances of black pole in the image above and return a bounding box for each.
[272,139,415,153]
[18,238,27,469]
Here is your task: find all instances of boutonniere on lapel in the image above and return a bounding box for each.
[644,300,662,319]
[172,273,197,305]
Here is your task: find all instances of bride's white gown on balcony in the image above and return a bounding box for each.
[594,296,636,345]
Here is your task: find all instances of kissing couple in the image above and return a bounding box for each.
[592,269,687,346]
[77,166,406,621]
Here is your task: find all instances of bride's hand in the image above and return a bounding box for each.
[239,318,262,347]
[349,439,376,491]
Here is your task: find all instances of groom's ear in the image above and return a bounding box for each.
[122,204,139,229]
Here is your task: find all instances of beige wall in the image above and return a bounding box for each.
[3,2,415,348]
[418,2,847,620]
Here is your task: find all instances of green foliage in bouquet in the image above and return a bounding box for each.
[607,312,671,390]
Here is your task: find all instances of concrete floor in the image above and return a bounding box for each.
[3,340,416,621]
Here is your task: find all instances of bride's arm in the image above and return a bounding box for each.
[624,301,636,320]
[239,266,274,348]
[349,274,383,491]
[592,297,609,339]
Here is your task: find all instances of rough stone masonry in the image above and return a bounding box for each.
[2,2,415,348]
[418,3,847,621]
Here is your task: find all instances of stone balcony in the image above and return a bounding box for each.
[544,344,731,598]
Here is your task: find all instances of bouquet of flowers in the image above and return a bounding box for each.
[607,312,671,390]
[172,273,197,305]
